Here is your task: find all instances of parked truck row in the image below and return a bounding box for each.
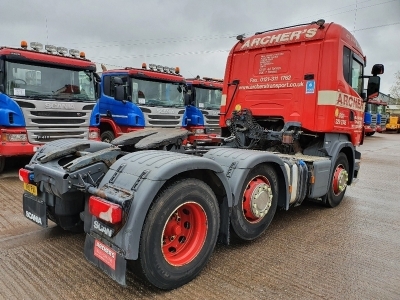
[0,44,223,173]
[19,19,384,290]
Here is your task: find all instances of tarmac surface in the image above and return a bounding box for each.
[0,134,399,299]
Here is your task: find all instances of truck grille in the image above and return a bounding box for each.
[141,106,184,128]
[201,110,221,134]
[371,115,377,129]
[17,99,95,144]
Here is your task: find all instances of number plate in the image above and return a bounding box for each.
[94,239,117,270]
[23,182,38,196]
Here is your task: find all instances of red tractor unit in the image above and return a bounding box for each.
[220,20,383,150]
[20,20,383,290]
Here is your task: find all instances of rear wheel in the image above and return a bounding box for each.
[231,164,278,241]
[134,178,220,290]
[322,153,349,208]
[101,130,115,143]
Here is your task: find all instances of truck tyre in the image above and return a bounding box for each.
[0,157,5,173]
[133,178,220,290]
[322,153,349,208]
[101,130,115,143]
[231,164,278,241]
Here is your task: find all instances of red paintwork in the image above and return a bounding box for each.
[220,22,366,146]
[103,67,185,83]
[0,47,95,68]
[162,202,207,266]
[0,127,39,156]
[186,78,223,89]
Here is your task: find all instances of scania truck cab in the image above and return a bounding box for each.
[185,76,223,135]
[0,41,100,172]
[98,64,205,143]
[364,100,378,136]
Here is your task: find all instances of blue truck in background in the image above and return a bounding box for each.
[185,76,223,135]
[98,63,208,144]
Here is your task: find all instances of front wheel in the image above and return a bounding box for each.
[366,132,375,136]
[133,178,220,290]
[322,153,349,208]
[231,164,278,241]
[101,130,115,143]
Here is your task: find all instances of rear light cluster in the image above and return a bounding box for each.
[89,196,122,224]
[19,168,34,183]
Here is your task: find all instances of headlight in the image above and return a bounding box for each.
[89,131,99,139]
[2,133,27,142]
[192,128,205,134]
[226,119,232,127]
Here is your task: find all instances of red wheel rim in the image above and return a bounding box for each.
[332,164,348,195]
[161,202,208,266]
[242,176,273,223]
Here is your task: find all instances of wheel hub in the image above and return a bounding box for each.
[243,177,273,222]
[161,202,207,266]
[333,166,348,195]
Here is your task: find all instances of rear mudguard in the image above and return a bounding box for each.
[89,150,233,260]
[203,148,291,210]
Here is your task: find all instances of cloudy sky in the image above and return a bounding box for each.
[2,0,399,94]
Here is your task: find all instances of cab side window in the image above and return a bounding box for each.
[343,46,364,96]
[343,46,351,84]
[103,76,127,97]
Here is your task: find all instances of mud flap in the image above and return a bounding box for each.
[23,193,48,228]
[84,234,127,286]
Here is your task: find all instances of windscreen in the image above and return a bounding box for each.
[195,87,222,110]
[130,78,184,107]
[5,61,96,101]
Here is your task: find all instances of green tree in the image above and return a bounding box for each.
[389,71,400,104]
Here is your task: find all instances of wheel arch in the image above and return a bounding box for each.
[95,151,232,260]
[100,117,119,137]
[319,133,357,185]
[203,148,290,210]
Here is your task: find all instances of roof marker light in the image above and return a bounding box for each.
[30,42,43,51]
[56,46,68,55]
[69,49,80,57]
[45,45,56,53]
